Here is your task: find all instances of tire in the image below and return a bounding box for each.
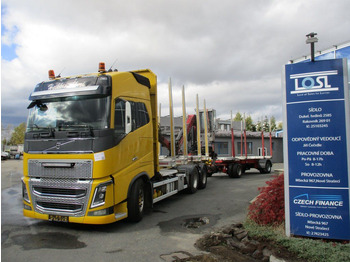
[263,161,272,174]
[128,179,145,222]
[187,167,199,194]
[228,164,234,178]
[228,163,242,178]
[198,165,208,189]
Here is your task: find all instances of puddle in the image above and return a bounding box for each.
[7,189,18,195]
[158,214,218,233]
[11,232,86,250]
[183,217,210,229]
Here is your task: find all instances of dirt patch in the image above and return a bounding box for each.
[158,215,219,234]
[183,217,210,229]
[174,223,306,262]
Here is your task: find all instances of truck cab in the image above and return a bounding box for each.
[22,65,158,224]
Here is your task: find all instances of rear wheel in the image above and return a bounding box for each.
[187,167,199,194]
[263,161,272,174]
[198,165,208,189]
[228,163,242,178]
[128,179,145,222]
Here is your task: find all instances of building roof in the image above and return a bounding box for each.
[215,129,281,138]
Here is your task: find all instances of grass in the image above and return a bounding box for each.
[243,220,350,262]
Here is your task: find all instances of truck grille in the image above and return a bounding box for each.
[33,186,86,198]
[28,159,93,179]
[29,177,92,217]
[36,202,83,213]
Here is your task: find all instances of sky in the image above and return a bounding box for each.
[1,0,350,127]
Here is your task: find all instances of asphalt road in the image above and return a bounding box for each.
[1,159,283,262]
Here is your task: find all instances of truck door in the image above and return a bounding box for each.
[113,98,152,203]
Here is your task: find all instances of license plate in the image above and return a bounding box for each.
[48,215,69,223]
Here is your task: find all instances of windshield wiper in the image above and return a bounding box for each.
[28,125,55,138]
[28,124,53,131]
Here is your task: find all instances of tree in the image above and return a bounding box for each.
[9,123,26,145]
[277,121,283,130]
[245,115,255,131]
[270,116,277,131]
[256,116,277,132]
[255,119,262,131]
[2,138,8,146]
[233,112,243,121]
[262,116,270,131]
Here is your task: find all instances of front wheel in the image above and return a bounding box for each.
[128,179,145,222]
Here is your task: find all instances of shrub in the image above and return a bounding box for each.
[248,173,284,225]
[244,220,350,262]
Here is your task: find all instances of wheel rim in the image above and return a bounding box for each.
[266,163,271,172]
[237,166,242,177]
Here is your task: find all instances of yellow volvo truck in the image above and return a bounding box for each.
[22,63,207,224]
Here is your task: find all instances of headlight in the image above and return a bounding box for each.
[22,179,30,203]
[90,180,113,209]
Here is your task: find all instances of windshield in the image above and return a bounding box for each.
[26,96,111,132]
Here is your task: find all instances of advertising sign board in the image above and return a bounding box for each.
[283,58,350,240]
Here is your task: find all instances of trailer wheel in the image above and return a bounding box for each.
[187,168,199,194]
[128,179,145,222]
[198,165,208,189]
[228,163,242,178]
[263,161,272,174]
[228,164,234,178]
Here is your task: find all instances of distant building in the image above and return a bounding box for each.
[214,129,283,163]
[159,115,283,162]
[159,116,183,136]
[215,119,241,131]
[290,41,350,78]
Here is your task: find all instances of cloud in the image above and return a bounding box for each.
[1,0,350,126]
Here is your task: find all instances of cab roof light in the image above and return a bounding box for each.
[48,70,55,80]
[98,62,106,73]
